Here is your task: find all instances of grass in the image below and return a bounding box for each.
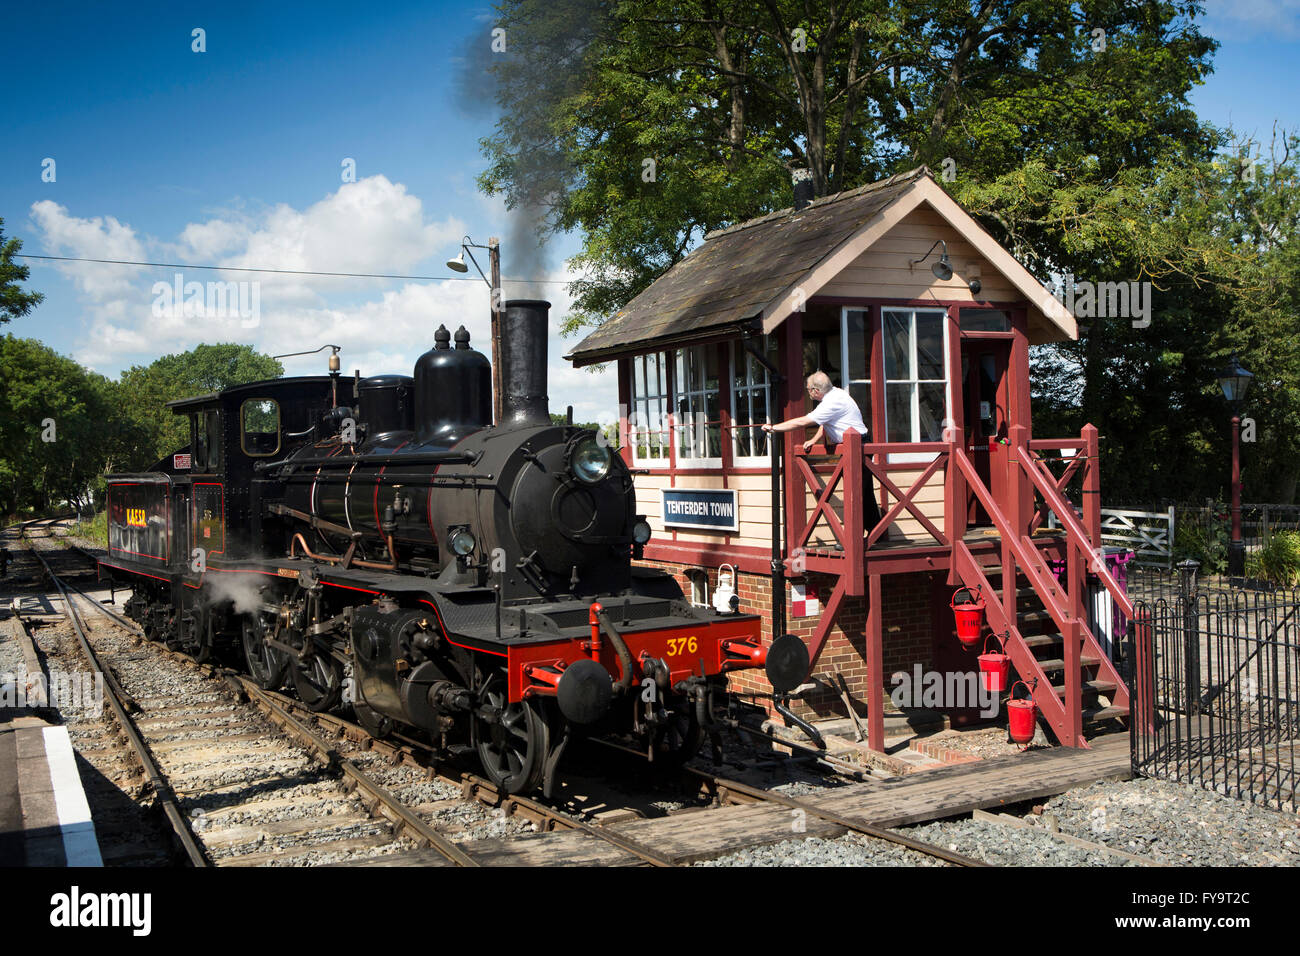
[69,511,108,546]
[1246,529,1300,587]
[1172,515,1229,574]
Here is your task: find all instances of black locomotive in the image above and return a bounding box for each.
[101,300,804,795]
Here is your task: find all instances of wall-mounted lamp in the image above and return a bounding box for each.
[909,240,953,280]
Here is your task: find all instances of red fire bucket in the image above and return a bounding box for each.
[950,586,985,648]
[1007,680,1038,744]
[977,634,1011,694]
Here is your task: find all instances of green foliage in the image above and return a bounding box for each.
[0,336,119,515]
[116,344,283,468]
[1172,508,1228,574]
[1030,130,1300,504]
[0,218,44,324]
[69,511,108,547]
[1246,530,1300,586]
[479,0,1217,333]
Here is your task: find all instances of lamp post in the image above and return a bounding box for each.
[1217,354,1254,578]
[447,236,502,424]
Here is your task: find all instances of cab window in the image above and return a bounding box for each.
[193,414,207,468]
[241,398,281,457]
[205,409,221,471]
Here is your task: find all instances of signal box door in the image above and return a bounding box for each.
[961,341,1010,527]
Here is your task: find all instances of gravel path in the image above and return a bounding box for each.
[695,773,1300,867]
[697,833,946,866]
[1036,777,1300,866]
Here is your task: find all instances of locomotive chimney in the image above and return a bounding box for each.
[499,299,551,426]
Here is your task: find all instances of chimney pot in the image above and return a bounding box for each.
[792,168,815,211]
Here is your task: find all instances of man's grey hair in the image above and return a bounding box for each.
[806,371,832,392]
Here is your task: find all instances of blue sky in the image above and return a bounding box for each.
[2,0,1298,425]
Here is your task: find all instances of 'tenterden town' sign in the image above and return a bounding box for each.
[660,488,739,532]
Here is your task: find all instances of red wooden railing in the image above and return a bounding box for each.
[950,425,1131,746]
[790,431,951,676]
[790,430,951,573]
[786,425,1130,750]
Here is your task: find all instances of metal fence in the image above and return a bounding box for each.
[1127,576,1300,813]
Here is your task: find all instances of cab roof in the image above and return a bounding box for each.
[165,376,334,413]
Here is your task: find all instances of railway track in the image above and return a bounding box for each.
[20,523,685,866]
[15,522,476,865]
[14,519,990,867]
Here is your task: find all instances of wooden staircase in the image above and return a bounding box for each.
[982,563,1128,728]
[949,437,1132,747]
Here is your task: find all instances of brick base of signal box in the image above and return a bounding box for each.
[640,559,970,725]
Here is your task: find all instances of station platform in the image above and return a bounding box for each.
[0,717,102,866]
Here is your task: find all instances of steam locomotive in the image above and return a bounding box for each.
[99,301,807,795]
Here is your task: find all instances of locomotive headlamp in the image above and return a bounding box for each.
[449,528,477,557]
[632,520,652,545]
[568,435,612,484]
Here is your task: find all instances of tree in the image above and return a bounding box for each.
[116,343,284,468]
[478,0,1217,332]
[1209,130,1300,502]
[0,217,44,324]
[1028,128,1300,505]
[0,336,115,514]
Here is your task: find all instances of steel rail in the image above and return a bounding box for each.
[226,673,480,867]
[475,783,678,867]
[21,529,210,867]
[44,549,674,866]
[587,735,986,867]
[32,551,480,867]
[682,765,988,867]
[237,687,679,865]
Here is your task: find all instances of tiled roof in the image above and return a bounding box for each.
[567,167,930,364]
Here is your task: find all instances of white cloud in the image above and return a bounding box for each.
[29,200,148,301]
[225,175,458,276]
[1202,0,1300,39]
[28,177,616,421]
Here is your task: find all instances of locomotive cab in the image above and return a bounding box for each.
[164,377,336,560]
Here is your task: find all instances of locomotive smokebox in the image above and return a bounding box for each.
[500,300,551,426]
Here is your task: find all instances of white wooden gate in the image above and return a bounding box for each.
[1050,506,1175,569]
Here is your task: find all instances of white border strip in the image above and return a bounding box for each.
[42,726,103,867]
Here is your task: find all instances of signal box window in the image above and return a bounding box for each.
[883,308,948,443]
[675,345,721,463]
[732,337,776,462]
[241,398,281,457]
[629,353,670,465]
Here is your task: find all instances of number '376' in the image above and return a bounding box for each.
[666,636,698,657]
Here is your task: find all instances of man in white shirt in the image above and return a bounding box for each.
[763,371,882,528]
